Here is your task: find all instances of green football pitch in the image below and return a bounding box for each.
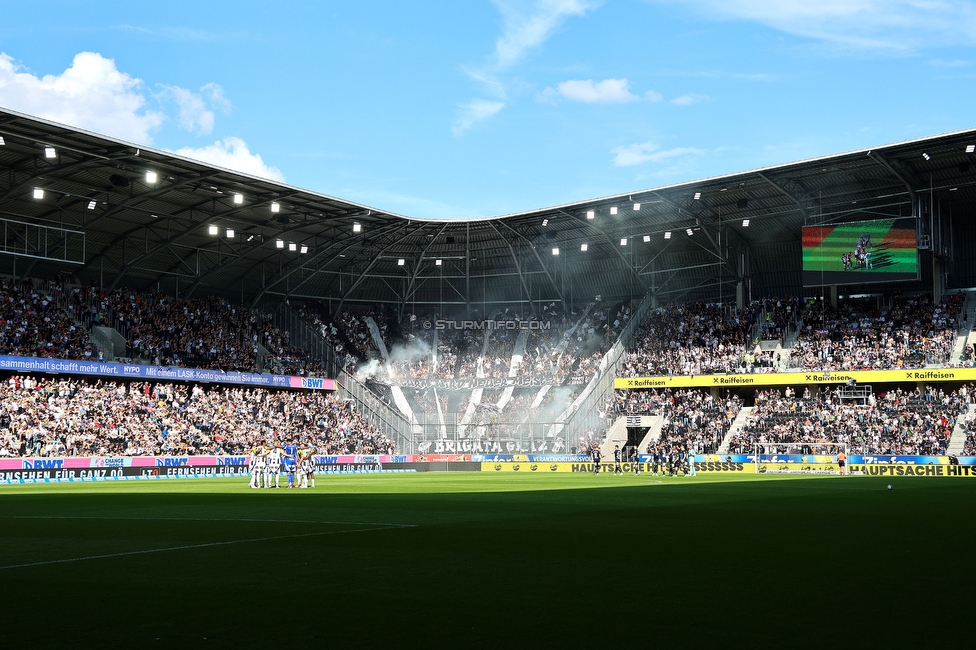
[1,473,972,649]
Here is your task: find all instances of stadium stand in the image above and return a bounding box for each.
[0,375,394,457]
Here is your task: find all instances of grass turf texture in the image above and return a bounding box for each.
[1,473,972,648]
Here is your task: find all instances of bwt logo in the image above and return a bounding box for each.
[156,458,189,466]
[217,457,248,466]
[23,459,63,469]
[427,319,551,331]
[302,378,324,389]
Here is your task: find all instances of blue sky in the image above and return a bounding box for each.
[1,1,975,218]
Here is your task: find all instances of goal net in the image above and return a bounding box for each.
[752,442,849,475]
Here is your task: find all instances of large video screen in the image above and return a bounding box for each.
[802,217,919,286]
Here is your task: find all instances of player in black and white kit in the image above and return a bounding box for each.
[632,446,641,476]
[592,447,602,476]
[613,444,623,475]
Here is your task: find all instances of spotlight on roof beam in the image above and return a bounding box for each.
[233,193,244,204]
[552,247,560,256]
[226,228,234,238]
[968,145,975,154]
[32,188,44,199]
[687,228,694,236]
[580,244,588,252]
[610,206,618,215]
[643,235,651,242]
[208,225,219,235]
[542,219,548,226]
[620,238,627,246]
[145,171,157,184]
[0,136,5,145]
[300,245,308,254]
[397,258,405,266]
[693,192,701,200]
[276,239,284,249]
[664,231,671,239]
[87,200,97,210]
[435,259,442,266]
[247,235,254,241]
[353,223,362,233]
[44,147,56,158]
[742,219,750,227]
[586,210,595,219]
[289,242,297,252]
[633,203,641,210]
[270,202,280,213]
[922,152,931,161]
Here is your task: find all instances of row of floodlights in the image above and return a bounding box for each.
[206,225,308,253]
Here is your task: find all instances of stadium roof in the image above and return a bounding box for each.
[1,105,975,315]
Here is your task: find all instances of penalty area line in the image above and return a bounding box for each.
[0,525,409,571]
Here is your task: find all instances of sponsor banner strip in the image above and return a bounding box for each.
[615,367,976,390]
[0,354,334,390]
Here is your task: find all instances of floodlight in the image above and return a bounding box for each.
[686,228,694,236]
[586,210,594,219]
[276,239,284,249]
[693,192,701,200]
[580,244,588,252]
[208,225,219,235]
[226,228,234,238]
[620,238,627,246]
[247,235,255,241]
[633,203,641,210]
[664,231,671,239]
[289,242,297,252]
[353,223,362,233]
[233,193,244,204]
[610,206,618,215]
[967,145,975,154]
[300,245,308,254]
[271,202,280,213]
[552,247,560,256]
[87,200,97,210]
[145,171,157,184]
[643,235,651,242]
[922,153,931,161]
[0,136,6,145]
[542,219,548,226]
[44,147,56,159]
[397,258,405,266]
[742,219,750,227]
[435,259,442,266]
[32,188,44,199]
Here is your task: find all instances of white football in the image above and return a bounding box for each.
[887,484,892,490]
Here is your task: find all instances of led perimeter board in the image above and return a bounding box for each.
[802,217,919,286]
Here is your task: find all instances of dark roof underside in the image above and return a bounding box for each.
[2,107,976,315]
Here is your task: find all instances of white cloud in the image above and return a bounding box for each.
[0,51,164,143]
[671,93,710,106]
[491,0,599,69]
[452,99,505,135]
[173,137,284,181]
[555,78,638,104]
[657,0,976,50]
[159,82,230,135]
[540,78,664,104]
[611,141,704,167]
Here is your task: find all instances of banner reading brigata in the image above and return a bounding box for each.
[615,367,976,389]
[0,354,335,390]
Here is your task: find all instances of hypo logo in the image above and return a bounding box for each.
[23,459,63,469]
[156,458,189,466]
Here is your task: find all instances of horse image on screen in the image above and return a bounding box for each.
[802,217,918,286]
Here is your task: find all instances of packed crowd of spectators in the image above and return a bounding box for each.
[621,300,760,377]
[0,278,95,360]
[725,385,968,456]
[0,375,394,458]
[787,295,963,371]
